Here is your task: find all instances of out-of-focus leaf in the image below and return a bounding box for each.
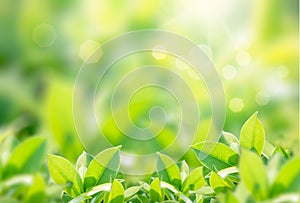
[84,146,121,190]
[239,149,268,201]
[182,167,205,194]
[24,174,45,203]
[240,112,265,155]
[150,178,162,202]
[108,179,124,203]
[272,146,290,159]
[44,78,83,162]
[209,171,233,193]
[0,197,21,203]
[192,141,239,171]
[47,154,82,196]
[75,151,93,179]
[270,156,300,197]
[3,136,46,178]
[156,152,181,189]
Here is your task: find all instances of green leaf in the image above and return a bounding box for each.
[76,151,93,179]
[220,131,239,145]
[47,154,82,196]
[108,179,124,203]
[182,167,206,194]
[3,136,46,178]
[84,146,121,190]
[124,186,141,200]
[156,153,181,189]
[239,149,269,201]
[86,183,111,196]
[24,174,46,203]
[270,156,300,197]
[240,112,265,155]
[150,178,162,202]
[192,141,239,171]
[209,171,233,193]
[179,160,189,181]
[0,197,21,203]
[262,141,275,159]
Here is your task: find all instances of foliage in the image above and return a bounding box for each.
[2,112,297,202]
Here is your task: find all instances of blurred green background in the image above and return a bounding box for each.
[0,0,298,165]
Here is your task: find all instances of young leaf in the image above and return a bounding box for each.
[84,146,121,190]
[179,160,189,181]
[239,149,269,201]
[192,141,239,171]
[3,136,46,178]
[262,140,275,159]
[209,171,233,193]
[156,152,181,189]
[220,131,239,145]
[270,156,300,197]
[47,154,83,196]
[76,151,93,179]
[240,112,265,155]
[150,178,162,202]
[182,167,206,194]
[124,186,142,200]
[108,179,124,203]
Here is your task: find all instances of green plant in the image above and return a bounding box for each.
[46,112,300,203]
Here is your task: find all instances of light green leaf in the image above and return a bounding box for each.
[84,146,121,190]
[262,141,275,159]
[192,141,239,171]
[240,112,265,155]
[86,183,111,196]
[179,160,189,181]
[3,136,46,178]
[47,154,82,196]
[76,151,93,179]
[182,167,205,194]
[239,149,268,201]
[108,179,124,203]
[150,178,162,202]
[209,171,233,193]
[24,174,46,203]
[220,131,239,145]
[0,197,22,203]
[124,186,142,200]
[270,156,300,197]
[156,153,181,189]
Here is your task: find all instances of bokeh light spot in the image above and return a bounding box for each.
[79,40,102,63]
[222,65,237,80]
[236,50,251,66]
[255,91,270,106]
[32,23,57,48]
[229,98,244,112]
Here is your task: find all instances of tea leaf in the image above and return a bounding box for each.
[240,112,265,155]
